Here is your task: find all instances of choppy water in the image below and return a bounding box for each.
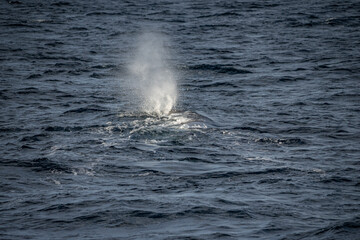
[1,0,360,239]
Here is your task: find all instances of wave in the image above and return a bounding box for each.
[86,11,123,16]
[197,11,241,18]
[0,127,24,133]
[188,64,251,74]
[20,133,48,142]
[63,105,108,114]
[17,157,72,173]
[2,23,38,28]
[51,1,71,7]
[282,216,360,240]
[181,167,303,180]
[233,126,267,133]
[26,74,42,79]
[199,81,238,88]
[43,126,83,132]
[320,176,353,183]
[254,137,306,145]
[16,87,39,94]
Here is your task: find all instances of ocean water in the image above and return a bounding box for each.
[1,0,360,239]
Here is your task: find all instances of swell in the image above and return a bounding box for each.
[188,64,252,74]
[33,205,253,226]
[254,137,306,145]
[197,11,242,18]
[62,105,109,114]
[282,216,360,240]
[180,167,304,180]
[2,157,72,174]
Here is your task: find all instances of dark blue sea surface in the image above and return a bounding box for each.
[1,0,360,239]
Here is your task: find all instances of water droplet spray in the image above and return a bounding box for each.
[128,32,177,116]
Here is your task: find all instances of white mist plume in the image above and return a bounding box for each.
[128,32,177,116]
